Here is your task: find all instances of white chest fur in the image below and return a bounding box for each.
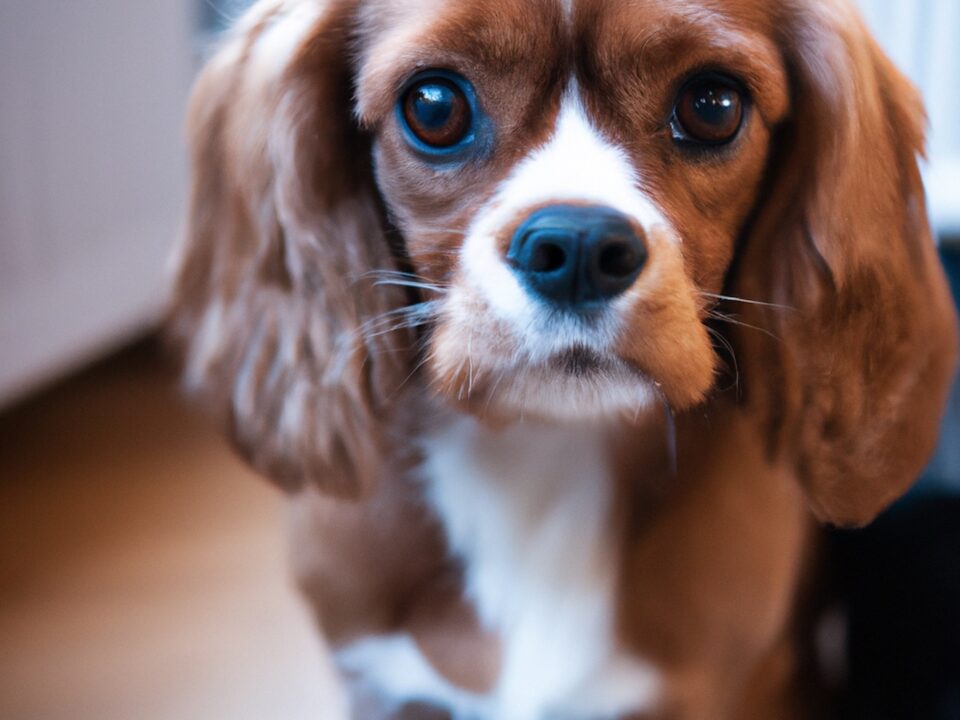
[418,415,661,720]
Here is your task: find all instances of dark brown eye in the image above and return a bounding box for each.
[401,77,473,149]
[674,76,744,145]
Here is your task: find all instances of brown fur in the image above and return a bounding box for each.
[169,0,958,717]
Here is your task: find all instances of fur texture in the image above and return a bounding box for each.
[169,0,959,717]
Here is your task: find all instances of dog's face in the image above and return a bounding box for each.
[172,0,957,524]
[357,0,787,420]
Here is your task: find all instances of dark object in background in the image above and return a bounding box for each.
[834,244,960,720]
[833,496,960,719]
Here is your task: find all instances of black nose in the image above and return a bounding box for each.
[507,205,648,308]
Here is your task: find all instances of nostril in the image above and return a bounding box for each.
[530,240,568,273]
[508,204,646,307]
[598,240,644,278]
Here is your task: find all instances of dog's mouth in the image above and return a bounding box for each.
[423,254,716,419]
[422,283,659,420]
[428,331,657,422]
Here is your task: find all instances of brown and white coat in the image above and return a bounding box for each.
[169,0,959,718]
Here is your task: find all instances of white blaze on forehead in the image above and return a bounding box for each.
[460,85,668,334]
[489,86,665,228]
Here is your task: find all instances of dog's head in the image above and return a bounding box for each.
[170,0,957,525]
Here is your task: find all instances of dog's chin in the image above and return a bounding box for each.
[432,347,658,424]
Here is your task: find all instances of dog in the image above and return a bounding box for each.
[168,0,959,717]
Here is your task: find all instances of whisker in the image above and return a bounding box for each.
[453,352,470,401]
[388,344,436,399]
[358,302,440,339]
[363,319,430,340]
[359,303,430,327]
[466,332,476,396]
[706,326,740,396]
[359,269,434,282]
[483,368,509,414]
[700,292,795,312]
[373,279,448,294]
[707,310,782,343]
[355,269,447,289]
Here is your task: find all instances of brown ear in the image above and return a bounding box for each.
[731,3,958,527]
[167,0,410,497]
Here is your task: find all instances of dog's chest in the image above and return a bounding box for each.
[417,416,660,719]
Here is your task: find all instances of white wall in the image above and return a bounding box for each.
[857,0,960,236]
[0,1,195,406]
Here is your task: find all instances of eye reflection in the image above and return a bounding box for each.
[401,76,473,150]
[674,76,745,146]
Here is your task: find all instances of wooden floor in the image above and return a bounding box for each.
[0,340,341,720]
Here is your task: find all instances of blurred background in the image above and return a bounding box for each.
[0,1,957,719]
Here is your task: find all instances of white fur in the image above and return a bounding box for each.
[418,415,662,720]
[442,86,670,420]
[494,362,655,423]
[183,300,226,392]
[248,1,324,79]
[461,86,669,334]
[337,633,489,718]
[231,0,287,37]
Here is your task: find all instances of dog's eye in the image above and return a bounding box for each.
[399,73,474,151]
[673,75,744,146]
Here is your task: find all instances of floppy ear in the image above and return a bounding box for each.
[731,3,958,527]
[167,0,411,497]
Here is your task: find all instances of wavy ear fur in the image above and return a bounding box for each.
[168,0,410,496]
[732,1,958,527]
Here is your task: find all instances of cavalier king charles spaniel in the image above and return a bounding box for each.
[169,0,958,717]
